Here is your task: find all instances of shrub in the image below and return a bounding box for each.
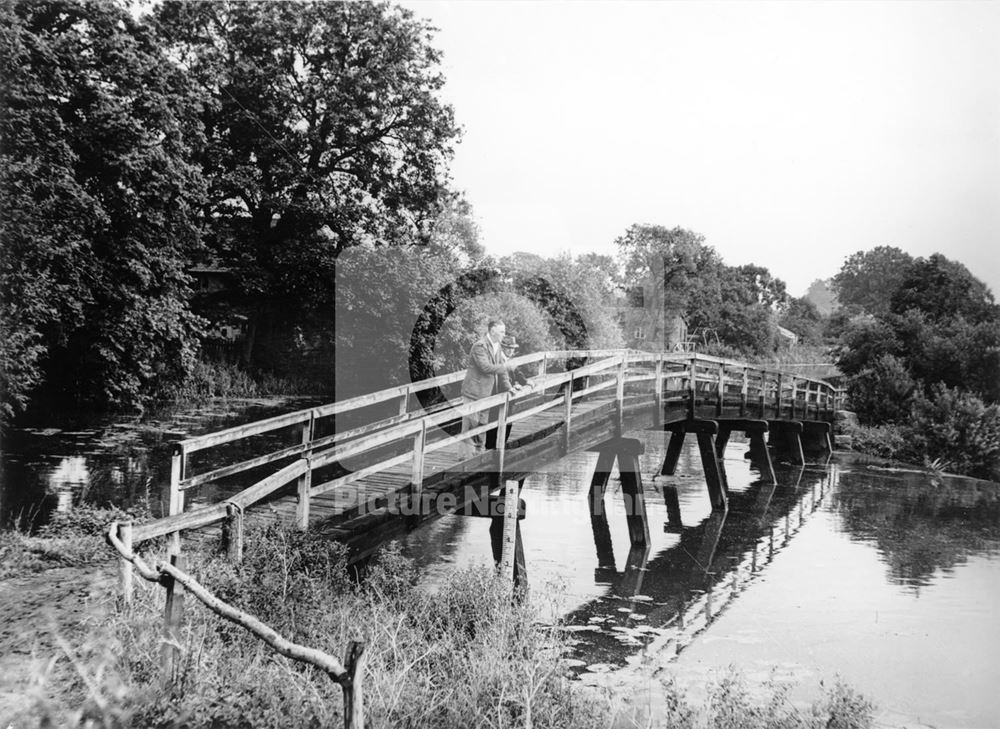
[844,423,908,461]
[902,384,1000,480]
[844,354,916,424]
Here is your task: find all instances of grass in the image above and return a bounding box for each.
[0,505,145,580]
[4,524,877,729]
[165,359,326,404]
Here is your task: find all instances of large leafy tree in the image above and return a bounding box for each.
[0,0,206,418]
[832,245,915,317]
[154,1,461,368]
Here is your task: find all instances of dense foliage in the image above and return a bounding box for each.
[0,0,207,416]
[833,248,1000,479]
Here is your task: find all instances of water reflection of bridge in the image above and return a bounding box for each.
[564,461,836,670]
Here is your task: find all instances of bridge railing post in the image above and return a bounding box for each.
[775,373,783,419]
[397,385,410,417]
[496,393,510,476]
[716,363,725,417]
[117,521,134,606]
[688,357,697,418]
[740,367,749,417]
[562,385,573,453]
[295,413,315,531]
[653,358,664,427]
[758,369,766,418]
[538,354,547,396]
[616,355,626,436]
[168,446,185,555]
[790,377,797,419]
[410,420,427,514]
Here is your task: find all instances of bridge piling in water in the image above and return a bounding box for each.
[588,437,650,546]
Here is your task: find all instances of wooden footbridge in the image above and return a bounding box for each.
[110,349,841,592]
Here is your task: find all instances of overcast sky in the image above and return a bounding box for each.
[401,0,1000,297]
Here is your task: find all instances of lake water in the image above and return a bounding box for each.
[399,430,1000,729]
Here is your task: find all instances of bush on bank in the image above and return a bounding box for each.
[10,525,875,729]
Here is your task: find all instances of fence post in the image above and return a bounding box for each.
[296,414,315,531]
[343,641,367,729]
[410,420,427,514]
[616,356,626,436]
[397,387,409,417]
[117,521,134,606]
[538,354,547,396]
[161,553,185,683]
[225,503,244,563]
[168,446,185,555]
[653,358,664,427]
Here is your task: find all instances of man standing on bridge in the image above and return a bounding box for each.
[461,318,512,456]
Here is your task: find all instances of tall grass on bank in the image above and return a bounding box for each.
[9,525,875,729]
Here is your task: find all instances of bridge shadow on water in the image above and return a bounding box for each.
[399,429,839,674]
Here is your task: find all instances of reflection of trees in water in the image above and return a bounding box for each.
[832,469,1000,589]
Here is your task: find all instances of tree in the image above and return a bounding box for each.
[832,246,915,317]
[804,278,838,316]
[890,253,997,324]
[154,1,461,370]
[1,0,206,418]
[779,296,824,345]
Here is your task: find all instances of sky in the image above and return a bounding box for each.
[400,0,1000,297]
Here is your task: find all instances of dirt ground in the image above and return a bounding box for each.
[0,562,116,723]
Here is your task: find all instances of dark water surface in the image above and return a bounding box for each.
[399,430,1000,729]
[0,398,318,529]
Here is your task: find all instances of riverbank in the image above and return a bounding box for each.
[0,513,876,729]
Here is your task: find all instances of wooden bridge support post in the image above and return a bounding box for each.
[161,553,185,684]
[768,421,805,465]
[590,511,616,572]
[617,442,650,546]
[714,425,732,458]
[117,521,134,606]
[745,421,777,485]
[694,423,728,511]
[801,421,833,454]
[588,438,649,546]
[588,448,617,517]
[662,484,682,531]
[661,424,686,476]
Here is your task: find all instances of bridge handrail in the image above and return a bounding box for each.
[155,350,841,549]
